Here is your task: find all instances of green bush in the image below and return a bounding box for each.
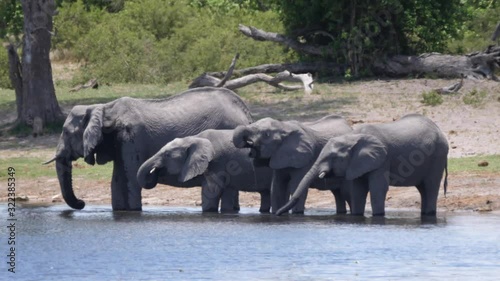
[421,90,443,106]
[447,2,500,54]
[75,16,159,84]
[53,0,106,55]
[463,89,487,106]
[66,0,293,84]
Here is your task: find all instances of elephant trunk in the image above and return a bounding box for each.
[56,157,85,210]
[137,156,161,189]
[232,125,252,148]
[276,164,321,216]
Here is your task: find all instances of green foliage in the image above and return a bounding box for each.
[0,48,11,89]
[421,90,443,106]
[463,88,487,106]
[52,0,106,52]
[448,1,499,54]
[0,0,23,38]
[270,0,466,77]
[62,0,292,84]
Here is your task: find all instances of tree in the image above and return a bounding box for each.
[269,0,467,77]
[7,0,64,132]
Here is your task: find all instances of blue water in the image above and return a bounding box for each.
[1,204,499,280]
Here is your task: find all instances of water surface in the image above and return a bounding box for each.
[1,204,499,280]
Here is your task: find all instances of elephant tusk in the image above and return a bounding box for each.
[42,156,57,165]
[149,167,156,174]
[318,171,326,179]
[246,140,254,146]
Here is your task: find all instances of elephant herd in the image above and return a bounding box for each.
[48,87,449,217]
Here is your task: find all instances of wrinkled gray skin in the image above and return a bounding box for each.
[277,113,448,217]
[232,115,353,214]
[51,87,252,211]
[137,129,273,213]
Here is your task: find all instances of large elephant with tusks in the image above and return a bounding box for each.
[46,87,253,211]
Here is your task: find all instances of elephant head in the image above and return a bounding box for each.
[46,104,114,210]
[232,118,315,169]
[276,134,387,215]
[137,137,215,188]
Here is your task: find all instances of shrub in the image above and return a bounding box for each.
[67,0,293,84]
[463,89,487,106]
[52,0,106,58]
[421,90,443,106]
[75,16,159,84]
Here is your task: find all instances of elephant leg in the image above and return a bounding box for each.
[368,171,389,216]
[259,190,271,213]
[201,181,222,212]
[290,189,307,214]
[331,189,347,214]
[351,178,369,216]
[220,188,239,213]
[342,180,353,212]
[111,162,129,211]
[419,180,441,216]
[416,183,428,214]
[420,159,446,216]
[288,172,308,215]
[121,143,143,211]
[270,171,289,214]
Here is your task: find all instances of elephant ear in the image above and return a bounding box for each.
[83,106,104,165]
[270,130,314,169]
[179,138,215,182]
[345,134,387,180]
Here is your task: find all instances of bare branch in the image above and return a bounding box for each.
[216,53,239,87]
[238,24,333,57]
[207,62,341,78]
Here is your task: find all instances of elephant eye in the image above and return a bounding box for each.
[265,132,271,138]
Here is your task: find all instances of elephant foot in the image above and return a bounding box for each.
[372,212,385,217]
[291,210,305,215]
[336,210,348,215]
[421,210,437,217]
[220,208,239,214]
[202,207,219,213]
[112,207,142,211]
[259,208,271,213]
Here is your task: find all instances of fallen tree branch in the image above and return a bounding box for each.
[238,24,334,57]
[190,70,314,95]
[190,53,314,94]
[434,77,464,94]
[69,78,99,92]
[207,62,342,78]
[373,46,500,80]
[216,53,239,87]
[224,71,314,94]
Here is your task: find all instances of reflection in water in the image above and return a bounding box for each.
[1,204,499,281]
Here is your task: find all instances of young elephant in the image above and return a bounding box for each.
[276,113,449,217]
[137,129,273,213]
[232,115,353,214]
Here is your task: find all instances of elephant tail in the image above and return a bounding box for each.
[443,162,448,198]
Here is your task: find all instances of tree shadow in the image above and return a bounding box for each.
[249,96,357,121]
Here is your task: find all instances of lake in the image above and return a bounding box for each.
[1,204,499,280]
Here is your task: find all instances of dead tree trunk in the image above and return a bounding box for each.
[16,0,64,132]
[373,47,500,80]
[239,24,500,80]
